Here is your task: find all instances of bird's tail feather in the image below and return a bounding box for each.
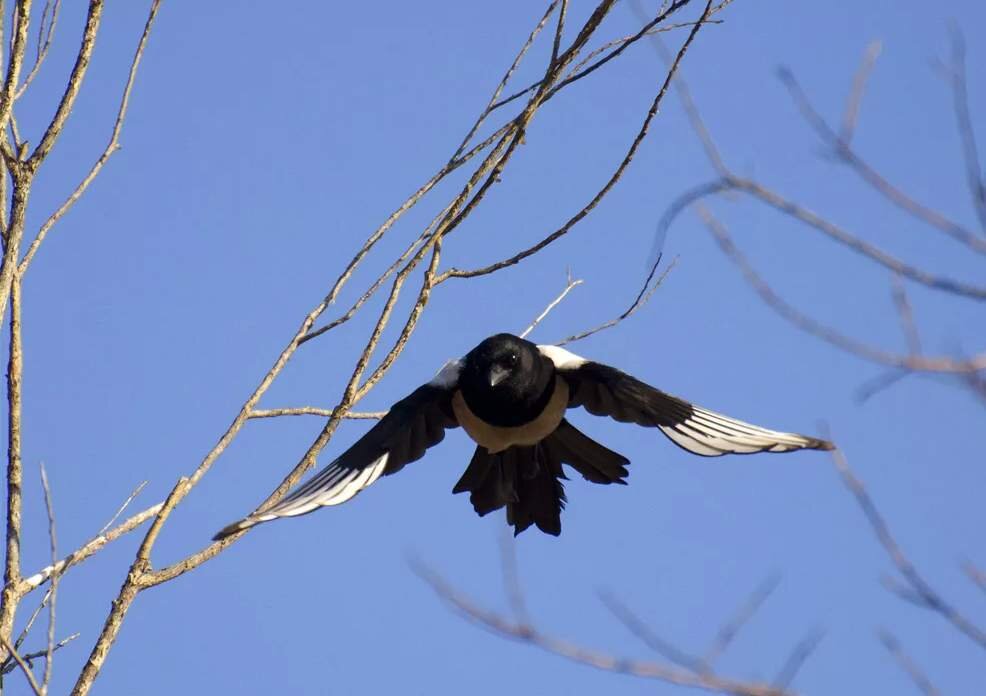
[452,419,629,536]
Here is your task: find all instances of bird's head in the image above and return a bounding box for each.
[464,333,542,392]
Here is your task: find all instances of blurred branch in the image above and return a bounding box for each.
[701,574,781,669]
[694,204,986,374]
[497,533,530,626]
[777,66,986,256]
[771,629,825,692]
[962,561,986,596]
[597,590,702,670]
[413,559,791,696]
[877,630,940,696]
[839,40,882,144]
[943,26,986,235]
[890,274,921,356]
[829,444,986,651]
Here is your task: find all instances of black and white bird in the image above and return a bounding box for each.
[215,333,832,539]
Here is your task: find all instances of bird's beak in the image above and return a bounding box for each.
[488,365,509,388]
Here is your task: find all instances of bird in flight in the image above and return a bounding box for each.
[216,333,832,539]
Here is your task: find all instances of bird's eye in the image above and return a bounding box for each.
[505,353,518,366]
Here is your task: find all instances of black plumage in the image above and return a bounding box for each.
[215,333,833,539]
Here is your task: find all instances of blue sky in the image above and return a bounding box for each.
[5,1,984,694]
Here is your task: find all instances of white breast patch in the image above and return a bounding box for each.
[452,376,570,453]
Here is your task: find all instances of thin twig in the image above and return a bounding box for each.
[771,628,825,691]
[38,464,57,692]
[21,503,162,592]
[558,254,676,345]
[249,408,386,420]
[498,532,530,627]
[19,0,161,273]
[701,573,781,670]
[518,269,583,339]
[961,560,986,596]
[27,0,103,167]
[14,0,60,100]
[0,636,41,696]
[0,633,79,677]
[97,481,147,537]
[890,275,921,356]
[597,589,702,670]
[944,26,986,235]
[629,0,728,175]
[877,630,940,696]
[12,589,50,654]
[839,40,882,145]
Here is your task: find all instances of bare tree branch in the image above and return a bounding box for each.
[0,635,41,696]
[694,203,986,373]
[438,1,713,284]
[0,632,79,677]
[97,482,147,537]
[944,26,986,235]
[413,559,791,696]
[14,0,60,100]
[771,628,824,691]
[961,560,986,596]
[701,574,781,670]
[19,0,162,274]
[1,276,24,654]
[497,533,530,626]
[26,0,102,167]
[829,444,986,650]
[777,67,986,256]
[249,408,386,420]
[21,503,161,592]
[597,590,702,670]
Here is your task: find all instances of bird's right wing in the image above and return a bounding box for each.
[214,360,462,539]
[539,345,833,457]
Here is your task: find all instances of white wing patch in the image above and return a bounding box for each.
[659,405,824,457]
[429,358,463,388]
[255,453,390,521]
[537,344,587,370]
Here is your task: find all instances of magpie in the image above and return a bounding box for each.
[215,333,832,539]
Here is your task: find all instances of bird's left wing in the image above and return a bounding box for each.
[214,360,462,539]
[538,345,833,457]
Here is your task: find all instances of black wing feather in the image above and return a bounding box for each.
[556,359,833,457]
[214,381,458,539]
